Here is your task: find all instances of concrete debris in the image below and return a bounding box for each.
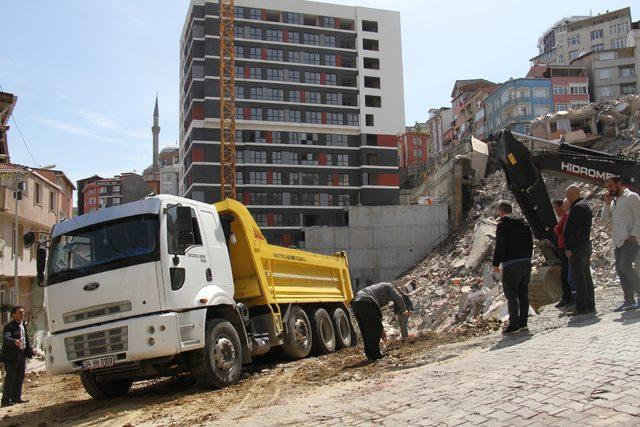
[383,96,640,338]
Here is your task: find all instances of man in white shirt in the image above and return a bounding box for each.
[602,176,640,311]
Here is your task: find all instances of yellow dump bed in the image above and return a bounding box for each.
[214,199,353,310]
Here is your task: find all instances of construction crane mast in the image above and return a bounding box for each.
[219,0,237,200]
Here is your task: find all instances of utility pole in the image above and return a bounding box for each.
[13,185,20,306]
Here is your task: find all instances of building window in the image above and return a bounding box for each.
[611,38,625,49]
[303,33,321,46]
[234,46,244,58]
[590,29,603,40]
[112,185,121,193]
[272,152,283,164]
[321,17,335,28]
[306,91,321,104]
[326,113,343,125]
[289,90,301,103]
[248,27,262,40]
[285,12,302,25]
[569,85,588,95]
[289,32,300,44]
[569,50,580,61]
[250,87,263,100]
[266,68,284,81]
[273,172,282,185]
[288,70,300,82]
[288,51,301,63]
[249,67,262,79]
[234,25,245,38]
[324,35,336,47]
[533,105,550,115]
[326,93,342,105]
[289,172,299,184]
[555,103,568,112]
[112,197,121,205]
[250,108,262,120]
[336,154,349,166]
[307,111,322,124]
[327,134,348,146]
[49,190,56,212]
[599,68,615,80]
[338,194,350,207]
[266,49,283,62]
[235,86,245,99]
[621,84,636,95]
[302,52,320,65]
[246,151,267,163]
[592,43,605,52]
[288,110,302,123]
[599,86,614,98]
[620,66,636,78]
[304,72,320,85]
[532,87,549,98]
[265,88,284,101]
[338,174,349,186]
[234,6,244,17]
[249,8,261,20]
[254,214,268,227]
[251,193,268,205]
[363,39,379,51]
[610,22,630,35]
[267,109,285,121]
[599,51,616,61]
[266,29,283,42]
[347,114,359,126]
[248,47,261,59]
[325,54,337,66]
[249,171,267,184]
[35,182,42,205]
[553,86,568,95]
[301,172,319,185]
[326,74,337,86]
[568,35,580,46]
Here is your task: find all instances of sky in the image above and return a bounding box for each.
[0,0,634,190]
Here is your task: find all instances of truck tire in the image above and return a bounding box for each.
[311,308,336,354]
[331,307,352,350]
[190,319,243,389]
[80,370,133,399]
[282,305,313,359]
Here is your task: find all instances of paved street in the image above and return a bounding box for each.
[219,294,640,426]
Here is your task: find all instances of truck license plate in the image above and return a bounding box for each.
[82,355,115,370]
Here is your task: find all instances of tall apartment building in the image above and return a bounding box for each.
[80,173,152,213]
[532,8,632,65]
[571,47,638,100]
[180,0,405,246]
[484,78,554,136]
[527,65,590,111]
[397,130,428,169]
[426,107,453,155]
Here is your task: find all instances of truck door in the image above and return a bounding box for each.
[198,209,234,297]
[163,204,210,309]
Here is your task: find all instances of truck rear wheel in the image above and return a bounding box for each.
[311,308,336,354]
[190,319,243,389]
[331,307,352,350]
[80,370,133,399]
[282,305,312,359]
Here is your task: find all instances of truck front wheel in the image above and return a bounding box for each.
[282,305,312,359]
[80,370,133,399]
[190,319,243,389]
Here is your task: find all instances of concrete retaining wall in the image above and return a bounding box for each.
[304,204,448,290]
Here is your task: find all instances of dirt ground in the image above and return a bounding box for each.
[0,322,498,426]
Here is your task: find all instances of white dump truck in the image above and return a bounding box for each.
[25,195,355,399]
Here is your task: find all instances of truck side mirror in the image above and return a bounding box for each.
[23,231,36,248]
[36,247,46,286]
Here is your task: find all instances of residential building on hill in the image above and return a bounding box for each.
[526,64,590,111]
[426,107,453,155]
[80,173,152,213]
[450,79,496,143]
[570,47,638,100]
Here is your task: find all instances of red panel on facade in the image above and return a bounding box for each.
[377,135,397,147]
[267,213,275,226]
[243,193,250,205]
[243,107,250,120]
[262,48,267,60]
[192,105,205,120]
[283,234,292,247]
[332,174,339,186]
[267,171,273,184]
[336,55,342,67]
[300,91,305,103]
[244,66,250,79]
[283,29,288,42]
[321,112,327,125]
[319,153,327,165]
[192,147,205,162]
[335,18,341,29]
[261,10,267,20]
[266,132,273,143]
[378,173,400,186]
[320,73,326,85]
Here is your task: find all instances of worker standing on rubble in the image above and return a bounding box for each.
[552,199,574,309]
[351,282,410,361]
[564,185,596,315]
[492,201,534,334]
[602,176,640,311]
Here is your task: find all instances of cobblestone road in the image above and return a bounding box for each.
[219,289,640,426]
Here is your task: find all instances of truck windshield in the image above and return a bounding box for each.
[47,214,160,285]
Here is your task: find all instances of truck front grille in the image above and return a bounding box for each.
[65,326,128,361]
[63,301,132,324]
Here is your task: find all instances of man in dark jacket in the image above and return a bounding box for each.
[564,185,595,315]
[1,306,34,407]
[492,201,534,334]
[352,282,410,360]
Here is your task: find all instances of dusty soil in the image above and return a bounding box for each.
[0,323,499,426]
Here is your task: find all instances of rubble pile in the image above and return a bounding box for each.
[383,97,640,339]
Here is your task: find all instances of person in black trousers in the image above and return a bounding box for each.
[351,282,409,361]
[492,201,534,334]
[564,185,596,315]
[1,306,34,407]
